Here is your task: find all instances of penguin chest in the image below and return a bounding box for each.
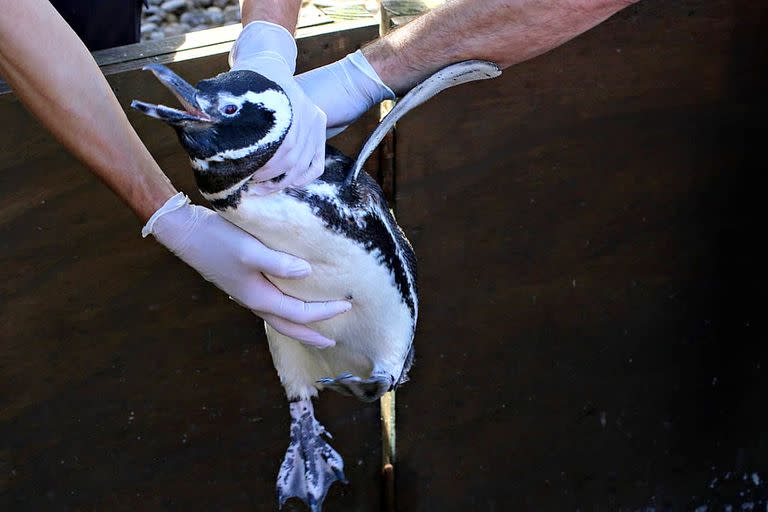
[219,188,415,377]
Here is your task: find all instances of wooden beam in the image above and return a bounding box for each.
[0,18,378,94]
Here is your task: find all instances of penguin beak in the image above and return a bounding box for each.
[130,64,213,125]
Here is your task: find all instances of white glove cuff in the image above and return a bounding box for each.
[347,50,396,102]
[229,21,298,76]
[142,192,190,238]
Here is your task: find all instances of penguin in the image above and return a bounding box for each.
[132,59,500,511]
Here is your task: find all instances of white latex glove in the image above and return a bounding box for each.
[295,50,395,138]
[229,21,327,194]
[143,193,350,348]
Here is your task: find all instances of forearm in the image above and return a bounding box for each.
[365,0,637,93]
[0,0,175,221]
[239,0,301,32]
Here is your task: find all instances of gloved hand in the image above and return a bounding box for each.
[229,21,327,194]
[295,49,395,138]
[143,193,350,348]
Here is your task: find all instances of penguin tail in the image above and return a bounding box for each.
[317,372,393,402]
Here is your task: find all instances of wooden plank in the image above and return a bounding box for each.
[394,0,767,510]
[381,0,442,29]
[0,18,378,94]
[0,24,384,512]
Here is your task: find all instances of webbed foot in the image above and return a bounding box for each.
[278,400,346,512]
[317,372,393,402]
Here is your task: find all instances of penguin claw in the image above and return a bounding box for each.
[317,373,393,402]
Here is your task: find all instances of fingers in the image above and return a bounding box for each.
[242,279,351,325]
[284,127,321,187]
[249,105,327,194]
[238,238,311,279]
[273,292,352,325]
[249,117,298,185]
[326,125,349,139]
[248,158,288,184]
[279,106,326,187]
[247,133,293,188]
[248,126,303,194]
[293,131,326,188]
[261,313,336,348]
[202,212,311,279]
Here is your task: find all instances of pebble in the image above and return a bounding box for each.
[206,6,224,25]
[140,23,158,36]
[163,23,189,37]
[160,0,187,14]
[180,10,207,26]
[223,4,241,23]
[141,0,240,41]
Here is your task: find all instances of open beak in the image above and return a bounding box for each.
[130,64,213,125]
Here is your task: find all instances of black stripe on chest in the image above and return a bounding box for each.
[285,161,417,318]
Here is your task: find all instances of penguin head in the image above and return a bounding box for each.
[131,64,292,202]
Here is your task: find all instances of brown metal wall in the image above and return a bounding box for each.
[0,24,384,512]
[394,0,767,510]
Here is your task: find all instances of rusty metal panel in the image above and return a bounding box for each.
[0,23,384,512]
[394,0,767,510]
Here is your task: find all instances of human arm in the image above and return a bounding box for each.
[297,0,637,133]
[0,0,349,347]
[239,0,301,30]
[0,0,173,220]
[365,0,639,93]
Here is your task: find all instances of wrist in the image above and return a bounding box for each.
[345,50,396,102]
[100,138,178,222]
[239,0,301,31]
[362,5,465,93]
[142,192,193,245]
[230,21,297,76]
[362,38,417,95]
[295,49,395,137]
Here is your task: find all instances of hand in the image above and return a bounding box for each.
[143,193,350,348]
[295,50,395,138]
[229,21,327,194]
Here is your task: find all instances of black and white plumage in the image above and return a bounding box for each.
[132,59,499,511]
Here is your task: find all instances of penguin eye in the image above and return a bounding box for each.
[222,104,239,115]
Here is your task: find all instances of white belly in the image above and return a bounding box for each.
[221,189,414,399]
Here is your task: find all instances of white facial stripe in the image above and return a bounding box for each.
[199,173,255,202]
[191,89,291,168]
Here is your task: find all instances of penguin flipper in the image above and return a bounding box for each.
[278,399,346,512]
[317,372,393,403]
[346,59,501,184]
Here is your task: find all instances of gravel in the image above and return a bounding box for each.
[141,0,241,41]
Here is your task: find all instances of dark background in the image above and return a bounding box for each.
[1,1,767,510]
[394,0,767,510]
